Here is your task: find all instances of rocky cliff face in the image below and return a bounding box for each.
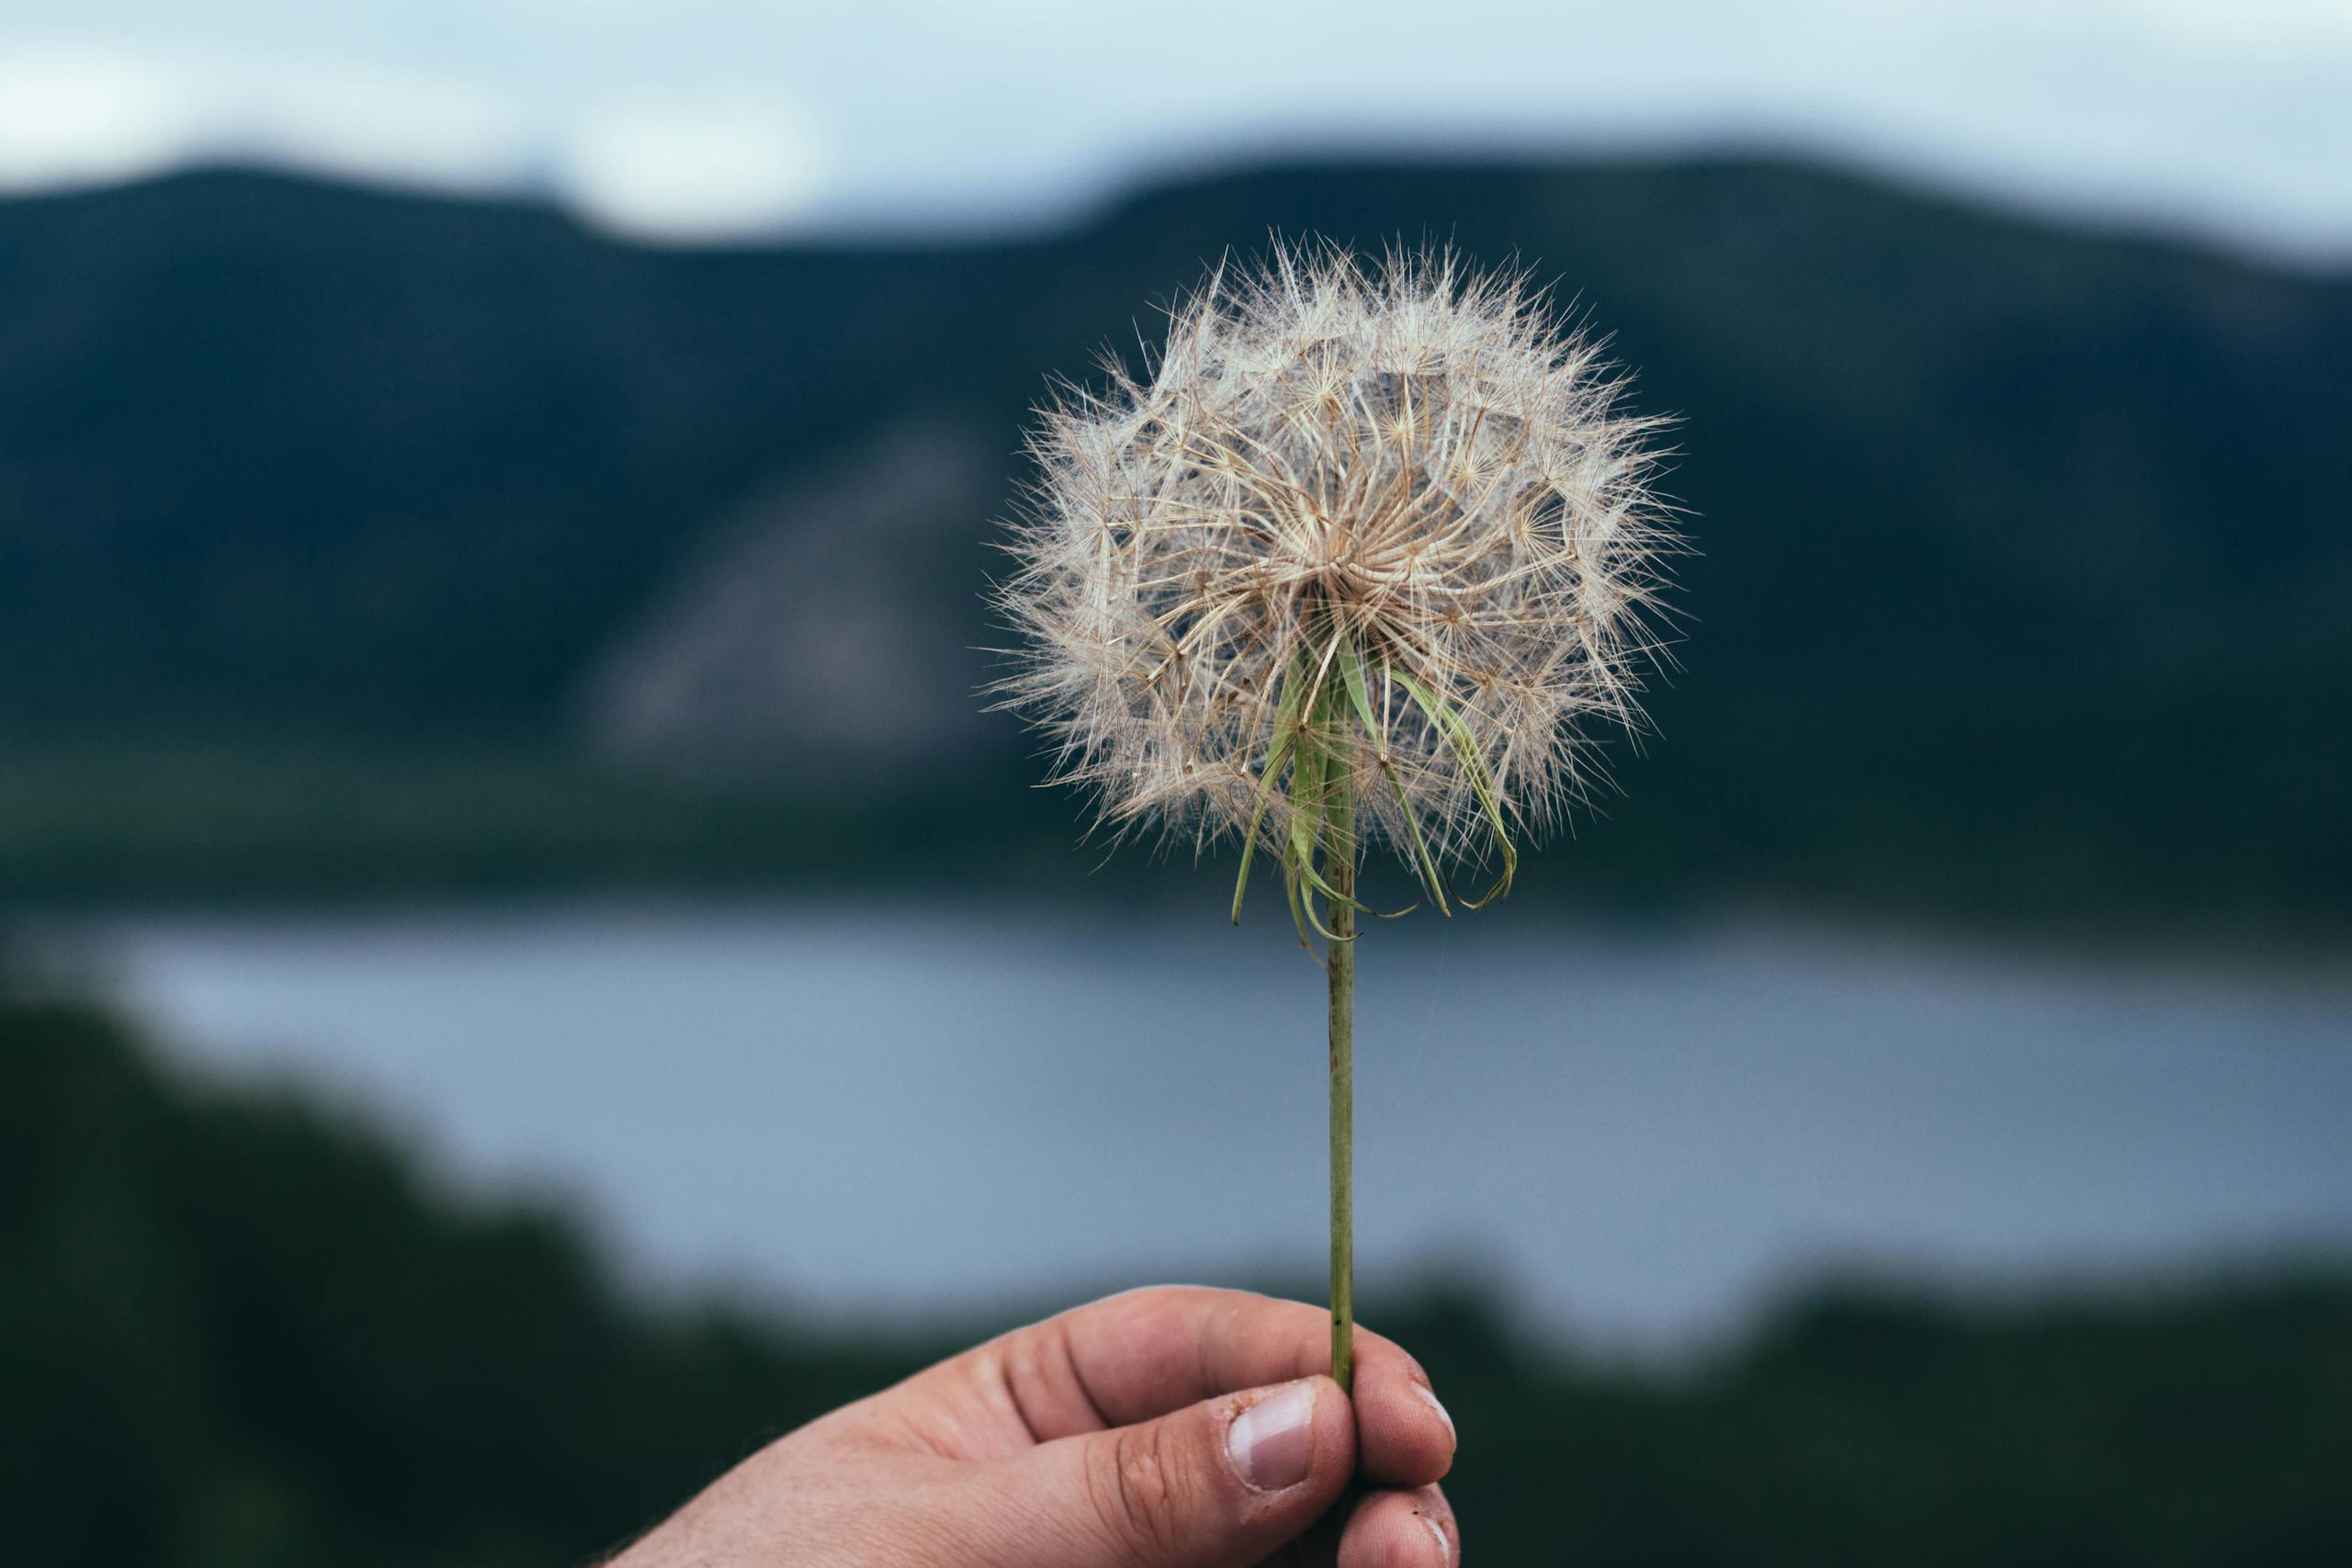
[573,423,1001,782]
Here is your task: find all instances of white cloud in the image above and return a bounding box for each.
[560,96,831,241]
[0,39,533,195]
[0,4,2346,254]
[0,37,838,237]
[207,61,533,190]
[0,43,195,189]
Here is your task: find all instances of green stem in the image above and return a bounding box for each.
[1326,769,1356,1395]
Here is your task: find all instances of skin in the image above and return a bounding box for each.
[610,1286,1459,1568]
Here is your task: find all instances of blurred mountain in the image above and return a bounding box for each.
[0,159,2346,924]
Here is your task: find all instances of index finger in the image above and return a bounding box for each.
[1004,1286,1457,1486]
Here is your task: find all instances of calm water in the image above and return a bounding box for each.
[55,900,2352,1348]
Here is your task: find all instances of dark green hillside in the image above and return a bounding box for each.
[6,975,2350,1566]
[0,159,2345,922]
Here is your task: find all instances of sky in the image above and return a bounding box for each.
[0,0,2346,258]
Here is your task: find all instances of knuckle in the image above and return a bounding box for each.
[1087,1421,1191,1566]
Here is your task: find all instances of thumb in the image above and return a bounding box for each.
[994,1375,1355,1568]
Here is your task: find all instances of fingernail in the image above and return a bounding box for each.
[1414,1382,1457,1450]
[1421,1511,1454,1566]
[1227,1380,1318,1491]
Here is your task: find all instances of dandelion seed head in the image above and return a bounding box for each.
[992,240,1680,881]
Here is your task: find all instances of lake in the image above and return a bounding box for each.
[49,899,2352,1351]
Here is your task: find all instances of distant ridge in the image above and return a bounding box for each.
[0,157,2345,926]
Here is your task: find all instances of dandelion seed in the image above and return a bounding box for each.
[989,238,1683,1393]
[993,241,1678,881]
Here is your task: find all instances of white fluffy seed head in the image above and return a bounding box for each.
[991,241,1681,880]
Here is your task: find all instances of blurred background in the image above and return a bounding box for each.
[3,3,2349,1564]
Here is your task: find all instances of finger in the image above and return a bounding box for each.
[1338,1484,1457,1568]
[991,1374,1354,1568]
[1000,1287,1455,1485]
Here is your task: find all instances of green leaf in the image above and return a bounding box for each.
[1284,711,1327,945]
[1342,642,1450,916]
[1391,666,1518,908]
[1336,637,1384,754]
[1230,655,1310,924]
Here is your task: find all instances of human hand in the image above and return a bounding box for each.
[611,1286,1459,1567]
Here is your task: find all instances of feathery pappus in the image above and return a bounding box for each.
[992,240,1681,926]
